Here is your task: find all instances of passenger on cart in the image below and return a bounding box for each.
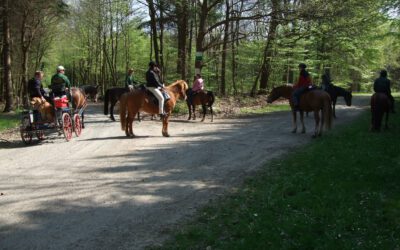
[49,65,71,107]
[28,71,50,103]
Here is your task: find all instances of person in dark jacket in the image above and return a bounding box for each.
[292,63,312,110]
[28,71,47,102]
[146,61,165,116]
[374,70,395,113]
[321,69,333,91]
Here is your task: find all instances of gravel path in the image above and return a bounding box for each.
[0,96,369,250]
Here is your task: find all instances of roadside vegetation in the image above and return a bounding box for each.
[158,100,400,249]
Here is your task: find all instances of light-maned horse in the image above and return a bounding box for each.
[69,87,87,128]
[31,97,55,122]
[119,80,188,137]
[370,93,390,131]
[267,85,333,137]
[325,85,352,118]
[186,89,215,122]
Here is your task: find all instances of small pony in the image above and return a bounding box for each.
[119,80,188,137]
[186,89,215,122]
[267,85,333,137]
[370,93,390,131]
[30,97,55,122]
[70,87,87,128]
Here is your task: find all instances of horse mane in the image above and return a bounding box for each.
[166,80,188,92]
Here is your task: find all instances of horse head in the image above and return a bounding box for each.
[267,86,291,103]
[344,90,352,106]
[168,80,188,100]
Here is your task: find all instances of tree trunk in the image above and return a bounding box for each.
[176,0,188,80]
[3,0,14,112]
[147,0,160,65]
[220,0,230,96]
[258,0,279,94]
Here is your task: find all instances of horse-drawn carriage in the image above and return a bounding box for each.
[20,92,86,144]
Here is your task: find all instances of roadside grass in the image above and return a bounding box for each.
[0,111,20,132]
[158,100,400,249]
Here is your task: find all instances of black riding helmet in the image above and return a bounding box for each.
[149,61,156,67]
[298,63,307,69]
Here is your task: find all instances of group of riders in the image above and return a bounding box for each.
[292,63,395,113]
[28,62,206,117]
[29,61,395,116]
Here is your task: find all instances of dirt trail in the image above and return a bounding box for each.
[0,96,369,249]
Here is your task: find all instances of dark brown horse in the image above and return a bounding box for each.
[370,93,390,131]
[267,85,333,137]
[104,87,129,121]
[70,87,87,128]
[81,85,100,102]
[119,80,188,137]
[186,89,215,122]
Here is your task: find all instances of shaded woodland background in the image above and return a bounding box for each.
[1,0,400,112]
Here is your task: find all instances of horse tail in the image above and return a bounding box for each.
[323,95,333,130]
[104,89,110,115]
[119,93,127,131]
[207,91,215,106]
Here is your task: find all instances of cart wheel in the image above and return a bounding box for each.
[20,116,32,145]
[73,114,82,137]
[36,130,45,140]
[62,113,73,141]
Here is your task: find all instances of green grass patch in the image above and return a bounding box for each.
[240,103,290,114]
[0,111,20,131]
[158,100,400,249]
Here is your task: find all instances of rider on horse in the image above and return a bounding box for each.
[321,69,333,91]
[125,68,139,92]
[146,61,166,116]
[50,65,71,104]
[374,69,395,113]
[188,74,204,105]
[292,63,313,111]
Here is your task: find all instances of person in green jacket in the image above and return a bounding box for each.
[50,65,71,98]
[125,68,139,91]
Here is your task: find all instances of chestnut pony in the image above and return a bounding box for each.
[370,93,390,131]
[267,85,333,137]
[70,87,87,128]
[119,80,188,137]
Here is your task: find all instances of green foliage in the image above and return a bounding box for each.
[0,112,21,131]
[158,99,400,249]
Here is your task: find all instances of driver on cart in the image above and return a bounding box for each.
[49,65,71,106]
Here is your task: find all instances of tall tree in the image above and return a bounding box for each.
[2,0,13,112]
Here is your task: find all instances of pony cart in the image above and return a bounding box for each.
[20,95,86,144]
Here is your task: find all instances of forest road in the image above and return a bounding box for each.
[0,96,369,250]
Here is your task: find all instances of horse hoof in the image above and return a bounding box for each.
[301,130,305,134]
[162,132,170,137]
[291,130,297,133]
[312,134,317,139]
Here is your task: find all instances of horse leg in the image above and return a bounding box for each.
[137,112,141,122]
[82,111,85,129]
[292,111,297,133]
[201,104,206,122]
[385,111,389,129]
[192,105,196,120]
[300,111,306,134]
[162,114,170,137]
[313,110,320,138]
[210,105,214,122]
[187,103,192,120]
[332,99,337,119]
[126,114,135,137]
[110,101,116,121]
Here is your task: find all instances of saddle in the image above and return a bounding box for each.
[138,84,170,105]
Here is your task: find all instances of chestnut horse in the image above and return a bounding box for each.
[69,87,87,128]
[370,93,390,131]
[186,89,215,122]
[267,85,332,137]
[119,80,188,137]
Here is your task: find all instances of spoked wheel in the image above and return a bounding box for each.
[20,116,33,145]
[36,130,45,140]
[62,113,73,141]
[73,114,82,137]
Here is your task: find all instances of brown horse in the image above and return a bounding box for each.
[267,85,333,137]
[31,97,55,122]
[370,93,390,131]
[67,87,87,128]
[186,89,215,122]
[119,80,188,137]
